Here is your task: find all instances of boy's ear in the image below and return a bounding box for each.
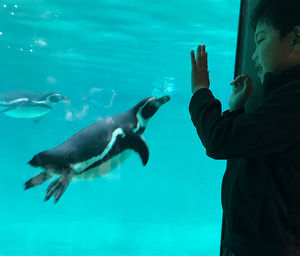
[294,26,300,38]
[292,26,300,46]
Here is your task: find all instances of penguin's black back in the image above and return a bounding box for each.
[0,91,54,102]
[29,109,139,170]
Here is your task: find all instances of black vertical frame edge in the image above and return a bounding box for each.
[234,0,246,79]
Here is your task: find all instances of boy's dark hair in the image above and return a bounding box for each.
[251,0,300,38]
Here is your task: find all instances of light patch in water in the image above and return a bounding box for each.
[46,76,57,85]
[89,87,103,95]
[76,105,89,119]
[191,23,205,28]
[40,11,60,20]
[34,39,47,47]
[65,111,72,121]
[152,76,176,97]
[65,105,89,121]
[105,90,117,108]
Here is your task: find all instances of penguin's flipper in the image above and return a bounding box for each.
[34,118,42,123]
[123,132,149,166]
[0,98,29,111]
[32,102,52,109]
[33,116,44,123]
[44,168,76,203]
[0,106,17,113]
[25,172,53,190]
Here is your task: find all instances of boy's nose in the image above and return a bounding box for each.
[252,50,258,62]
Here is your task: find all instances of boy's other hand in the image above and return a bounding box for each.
[191,45,210,94]
[229,74,253,112]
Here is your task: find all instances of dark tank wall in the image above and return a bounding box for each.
[220,0,261,255]
[234,0,262,112]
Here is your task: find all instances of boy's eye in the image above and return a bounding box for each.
[257,39,264,44]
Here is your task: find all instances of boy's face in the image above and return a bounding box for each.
[252,20,293,83]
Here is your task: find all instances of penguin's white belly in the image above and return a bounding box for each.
[4,106,51,118]
[74,150,133,180]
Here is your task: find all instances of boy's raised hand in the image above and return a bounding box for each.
[191,45,210,94]
[229,74,253,111]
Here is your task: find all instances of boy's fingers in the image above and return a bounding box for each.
[196,45,208,69]
[197,45,201,67]
[235,74,246,81]
[237,74,251,80]
[202,45,207,68]
[230,78,239,86]
[230,77,243,86]
[243,74,252,81]
[230,74,252,86]
[235,75,244,81]
[191,51,197,69]
[197,45,205,68]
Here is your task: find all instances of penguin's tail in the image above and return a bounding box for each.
[28,154,41,167]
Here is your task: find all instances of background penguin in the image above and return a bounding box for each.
[0,91,69,119]
[25,95,170,203]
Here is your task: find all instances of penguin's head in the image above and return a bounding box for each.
[47,93,69,104]
[140,95,170,120]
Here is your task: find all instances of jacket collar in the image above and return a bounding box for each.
[263,65,300,98]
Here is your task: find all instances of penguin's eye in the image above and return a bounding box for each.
[49,95,60,103]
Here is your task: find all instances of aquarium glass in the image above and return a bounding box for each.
[0,0,240,255]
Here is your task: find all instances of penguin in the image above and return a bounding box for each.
[0,91,69,119]
[25,95,170,203]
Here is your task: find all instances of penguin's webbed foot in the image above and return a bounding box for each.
[44,169,75,203]
[25,172,52,190]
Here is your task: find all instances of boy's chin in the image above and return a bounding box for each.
[260,76,264,84]
[257,71,264,83]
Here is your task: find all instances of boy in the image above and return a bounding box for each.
[189,0,300,255]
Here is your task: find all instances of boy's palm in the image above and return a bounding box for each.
[229,74,253,111]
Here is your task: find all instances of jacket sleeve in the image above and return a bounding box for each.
[189,86,300,159]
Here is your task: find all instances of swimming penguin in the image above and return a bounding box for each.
[25,95,170,203]
[0,91,69,119]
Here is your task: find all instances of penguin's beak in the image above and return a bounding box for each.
[61,96,70,103]
[156,95,170,106]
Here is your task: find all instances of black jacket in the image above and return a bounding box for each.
[189,65,300,256]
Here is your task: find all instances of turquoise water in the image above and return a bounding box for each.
[0,0,240,255]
